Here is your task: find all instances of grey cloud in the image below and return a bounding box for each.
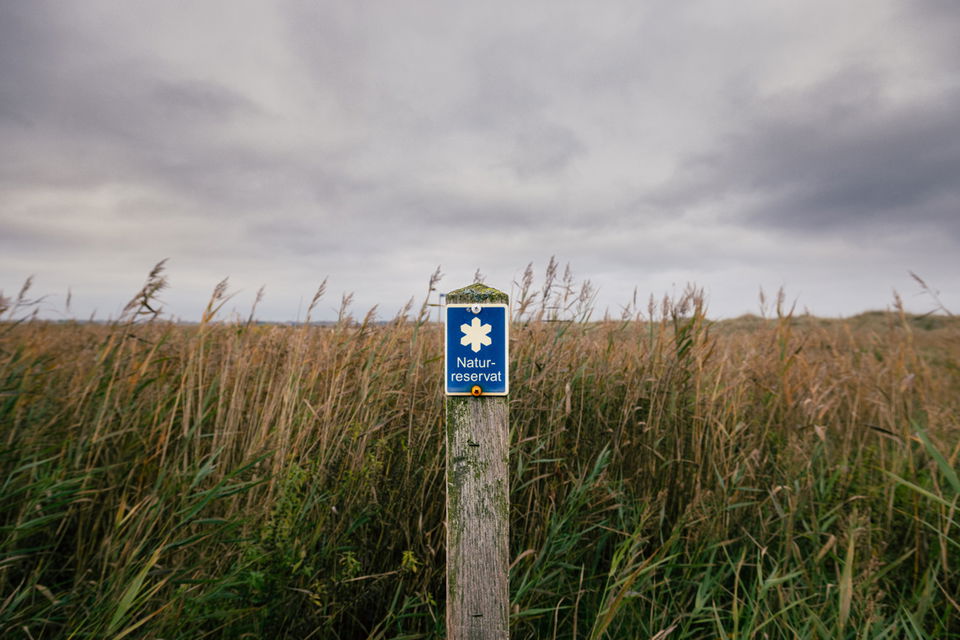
[0,2,274,208]
[243,219,345,257]
[900,1,960,65]
[3,1,959,320]
[150,80,260,120]
[512,124,586,177]
[654,67,960,238]
[0,218,78,252]
[0,2,66,125]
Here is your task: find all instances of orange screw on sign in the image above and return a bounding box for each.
[471,385,482,397]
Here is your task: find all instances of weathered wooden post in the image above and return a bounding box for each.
[444,283,510,640]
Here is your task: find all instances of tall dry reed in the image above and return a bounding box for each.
[1,261,958,638]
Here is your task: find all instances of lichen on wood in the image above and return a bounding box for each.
[447,283,508,305]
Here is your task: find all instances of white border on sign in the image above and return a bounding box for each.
[444,303,510,396]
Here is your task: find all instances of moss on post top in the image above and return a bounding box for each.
[446,283,508,305]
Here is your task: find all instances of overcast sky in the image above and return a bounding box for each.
[2,1,958,321]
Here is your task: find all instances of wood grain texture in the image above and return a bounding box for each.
[446,284,509,640]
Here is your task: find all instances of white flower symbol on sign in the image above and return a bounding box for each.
[460,317,492,353]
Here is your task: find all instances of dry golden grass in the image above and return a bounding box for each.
[1,264,958,638]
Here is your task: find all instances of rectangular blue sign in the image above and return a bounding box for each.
[445,303,509,396]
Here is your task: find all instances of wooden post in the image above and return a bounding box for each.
[445,284,509,640]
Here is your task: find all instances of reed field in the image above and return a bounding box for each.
[1,262,958,639]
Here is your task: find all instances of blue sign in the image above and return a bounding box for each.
[445,304,509,396]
